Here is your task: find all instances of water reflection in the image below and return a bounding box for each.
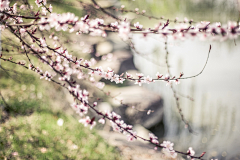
[132,34,240,159]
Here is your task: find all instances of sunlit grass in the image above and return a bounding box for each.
[0,111,120,159]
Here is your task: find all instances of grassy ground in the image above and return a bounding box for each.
[0,64,120,160]
[0,111,120,160]
[0,1,122,159]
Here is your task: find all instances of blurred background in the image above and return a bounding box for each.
[1,0,240,159]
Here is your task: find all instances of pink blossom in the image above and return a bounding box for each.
[83,60,91,67]
[79,116,96,129]
[48,13,59,28]
[35,0,46,7]
[156,72,163,79]
[187,147,195,159]
[145,75,154,84]
[134,22,143,29]
[98,118,105,124]
[76,104,88,116]
[127,131,137,141]
[161,141,174,151]
[162,149,177,159]
[19,28,26,36]
[126,72,133,79]
[0,0,9,11]
[149,133,159,144]
[12,3,17,13]
[164,74,170,81]
[110,121,121,132]
[0,25,5,31]
[136,73,144,78]
[42,7,47,15]
[39,17,50,30]
[175,79,180,85]
[49,4,52,12]
[118,21,131,41]
[135,79,144,86]
[40,38,47,47]
[112,112,121,120]
[111,22,118,27]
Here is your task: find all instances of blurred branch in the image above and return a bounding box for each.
[164,39,195,134]
[180,45,211,80]
[90,0,121,21]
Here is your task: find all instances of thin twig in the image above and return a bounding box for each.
[164,38,195,134]
[90,0,121,21]
[179,45,211,80]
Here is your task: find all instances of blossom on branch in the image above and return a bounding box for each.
[118,21,131,41]
[0,0,9,11]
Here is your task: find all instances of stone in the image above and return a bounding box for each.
[112,86,163,129]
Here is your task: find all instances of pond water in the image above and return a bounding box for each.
[132,34,240,159]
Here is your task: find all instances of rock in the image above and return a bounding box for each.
[97,102,113,113]
[133,124,150,143]
[96,41,113,55]
[98,130,164,160]
[111,86,163,129]
[113,50,137,74]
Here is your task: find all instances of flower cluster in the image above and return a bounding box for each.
[0,0,9,11]
[89,67,125,84]
[161,141,178,159]
[187,147,196,160]
[119,21,131,41]
[0,1,226,159]
[79,116,96,130]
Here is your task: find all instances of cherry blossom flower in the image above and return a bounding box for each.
[35,0,46,8]
[98,118,105,124]
[134,22,143,29]
[0,25,5,31]
[149,133,159,144]
[164,74,170,81]
[136,73,144,78]
[126,72,133,79]
[118,21,131,41]
[135,79,144,86]
[40,71,52,81]
[111,21,118,27]
[156,72,163,79]
[19,28,26,36]
[83,60,91,67]
[41,7,47,15]
[127,131,137,141]
[145,75,154,84]
[175,79,180,85]
[49,4,52,12]
[162,148,177,159]
[40,38,47,47]
[79,116,96,129]
[0,0,9,11]
[12,3,17,13]
[187,147,195,159]
[161,141,174,151]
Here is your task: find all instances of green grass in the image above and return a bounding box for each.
[0,50,120,160]
[0,111,120,160]
[0,68,121,159]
